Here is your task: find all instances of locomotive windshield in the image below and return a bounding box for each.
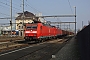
[26,26,37,29]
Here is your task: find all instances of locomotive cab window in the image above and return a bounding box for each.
[26,26,37,29]
[26,26,32,29]
[32,26,37,29]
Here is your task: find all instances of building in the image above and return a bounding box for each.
[15,11,39,36]
[0,25,16,36]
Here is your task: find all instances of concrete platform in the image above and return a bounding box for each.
[50,36,81,60]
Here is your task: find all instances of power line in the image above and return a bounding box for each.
[0,14,75,20]
[0,1,22,17]
[37,15,75,18]
[0,2,10,16]
[5,0,21,7]
[68,0,73,14]
[0,4,9,9]
[0,12,10,16]
[0,1,22,11]
[25,0,42,13]
[0,3,18,15]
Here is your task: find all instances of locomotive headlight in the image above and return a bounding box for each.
[31,30,32,31]
[37,37,39,38]
[25,31,30,33]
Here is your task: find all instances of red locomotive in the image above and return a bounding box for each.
[24,22,62,42]
[24,22,74,42]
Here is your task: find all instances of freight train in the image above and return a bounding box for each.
[24,22,74,42]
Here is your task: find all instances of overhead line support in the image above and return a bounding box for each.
[10,0,12,37]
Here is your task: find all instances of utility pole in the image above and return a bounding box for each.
[22,0,24,37]
[74,6,76,34]
[10,0,12,37]
[60,21,61,29]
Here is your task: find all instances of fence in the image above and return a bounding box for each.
[77,24,90,60]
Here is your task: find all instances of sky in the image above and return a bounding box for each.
[0,0,90,31]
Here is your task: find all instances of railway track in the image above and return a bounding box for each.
[15,36,73,60]
[0,36,73,60]
[0,41,28,52]
[0,36,24,42]
[0,35,72,52]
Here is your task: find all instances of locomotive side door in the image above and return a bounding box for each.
[40,26,42,36]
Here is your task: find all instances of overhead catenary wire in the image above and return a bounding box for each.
[0,12,10,16]
[0,0,42,17]
[0,4,10,16]
[0,1,22,18]
[0,1,22,11]
[67,0,73,14]
[5,0,22,8]
[0,6,18,17]
[25,0,42,13]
